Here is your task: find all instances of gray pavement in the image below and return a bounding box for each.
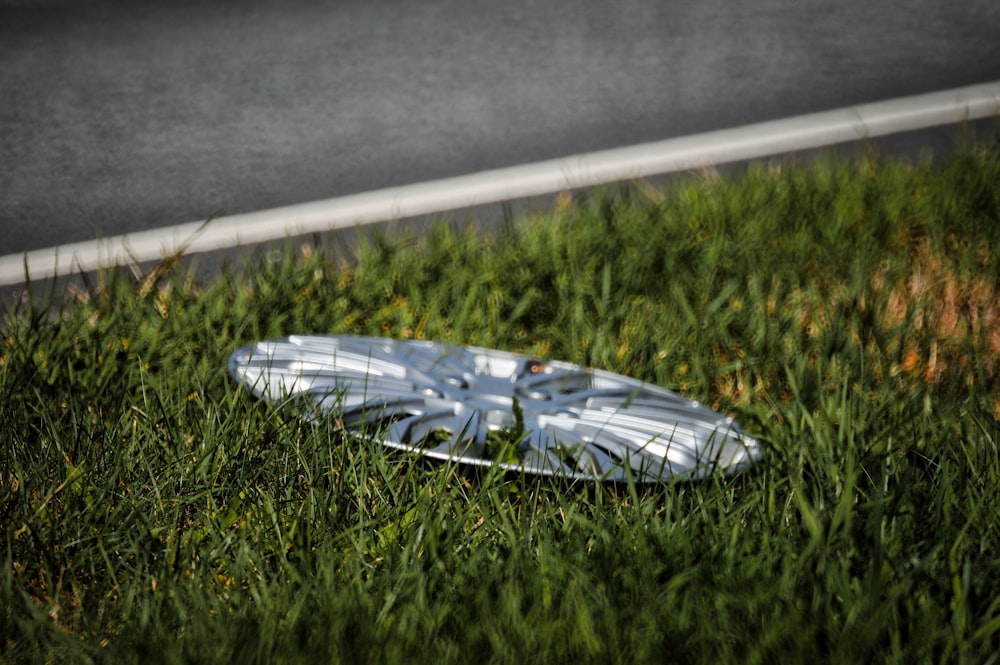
[2,0,1000,256]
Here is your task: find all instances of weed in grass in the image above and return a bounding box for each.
[483,395,529,465]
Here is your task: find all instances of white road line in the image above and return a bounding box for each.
[2,81,998,287]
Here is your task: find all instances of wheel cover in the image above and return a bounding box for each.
[228,335,762,481]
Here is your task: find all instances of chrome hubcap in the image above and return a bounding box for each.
[229,335,762,481]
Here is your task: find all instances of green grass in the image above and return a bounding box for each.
[4,141,1000,663]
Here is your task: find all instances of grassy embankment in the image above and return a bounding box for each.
[3,142,1000,663]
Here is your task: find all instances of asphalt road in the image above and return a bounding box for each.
[2,0,1000,256]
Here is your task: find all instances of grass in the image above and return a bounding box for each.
[3,140,1000,663]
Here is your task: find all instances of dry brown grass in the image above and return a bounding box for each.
[878,237,1000,390]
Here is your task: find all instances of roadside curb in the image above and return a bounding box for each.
[2,81,998,287]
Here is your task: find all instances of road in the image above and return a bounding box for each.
[2,0,999,256]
